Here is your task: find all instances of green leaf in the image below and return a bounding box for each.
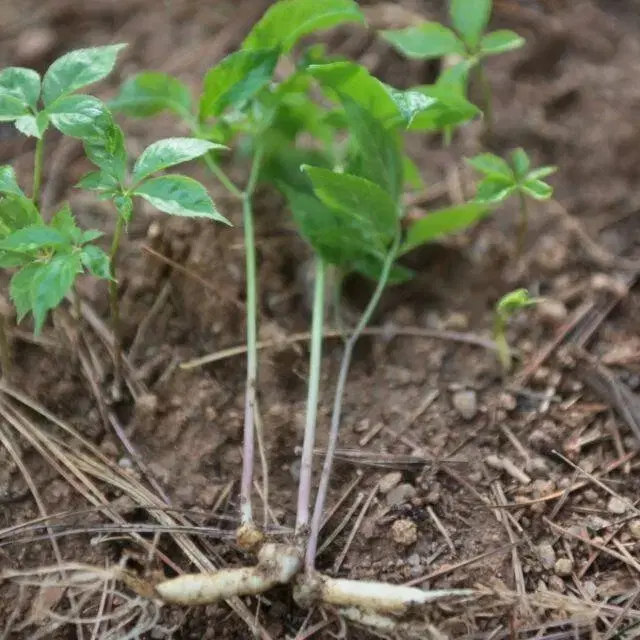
[309,61,400,123]
[0,225,67,252]
[450,0,491,50]
[475,176,516,203]
[522,179,553,200]
[303,166,399,247]
[80,229,103,244]
[0,95,28,121]
[0,165,25,197]
[10,263,39,322]
[110,71,192,118]
[0,195,40,236]
[497,288,538,317]
[14,113,48,138]
[403,156,424,190]
[351,255,414,284]
[480,30,525,56]
[132,138,223,183]
[385,86,438,126]
[510,148,530,178]
[76,170,119,192]
[30,254,83,333]
[47,94,112,140]
[280,183,384,267]
[199,49,279,119]
[526,165,557,181]
[50,203,82,243]
[467,153,513,179]
[381,23,465,59]
[81,244,111,279]
[83,120,127,183]
[133,175,229,223]
[341,95,403,202]
[408,84,480,131]
[400,202,492,255]
[42,44,126,106]
[0,67,41,109]
[243,0,364,53]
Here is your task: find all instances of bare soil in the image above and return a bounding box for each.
[2,0,640,638]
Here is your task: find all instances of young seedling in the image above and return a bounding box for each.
[0,0,549,632]
[493,287,541,374]
[106,0,497,620]
[380,0,525,136]
[467,147,556,256]
[0,45,228,391]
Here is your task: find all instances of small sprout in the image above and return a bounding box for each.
[380,0,525,135]
[493,288,541,374]
[467,147,556,256]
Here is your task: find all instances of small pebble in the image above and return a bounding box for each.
[628,520,640,540]
[386,483,417,507]
[554,557,573,577]
[379,472,402,495]
[607,496,628,515]
[583,581,597,599]
[443,312,469,331]
[536,299,568,327]
[537,543,556,570]
[452,389,478,421]
[407,553,421,567]
[583,489,599,504]
[548,575,566,592]
[591,273,628,298]
[499,392,517,412]
[391,519,418,546]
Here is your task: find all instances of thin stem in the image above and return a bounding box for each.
[239,147,264,528]
[516,190,529,258]
[493,312,510,375]
[477,63,493,139]
[295,256,326,537]
[0,315,10,381]
[305,234,401,573]
[108,216,126,392]
[32,137,45,209]
[203,153,243,200]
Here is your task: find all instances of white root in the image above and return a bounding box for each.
[155,543,301,605]
[295,573,474,615]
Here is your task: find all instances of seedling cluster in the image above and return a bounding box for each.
[0,0,557,633]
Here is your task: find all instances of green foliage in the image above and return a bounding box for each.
[242,0,365,53]
[109,72,193,118]
[131,138,224,183]
[493,288,541,373]
[468,148,556,204]
[41,44,126,106]
[399,203,493,256]
[0,201,110,334]
[382,0,524,62]
[200,50,280,120]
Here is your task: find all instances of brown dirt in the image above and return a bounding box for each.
[2,0,640,638]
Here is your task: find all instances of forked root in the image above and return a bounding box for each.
[1,551,474,636]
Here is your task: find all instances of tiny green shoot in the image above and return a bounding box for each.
[380,0,525,136]
[467,147,556,256]
[493,288,541,374]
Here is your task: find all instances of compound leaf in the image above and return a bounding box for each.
[381,23,465,59]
